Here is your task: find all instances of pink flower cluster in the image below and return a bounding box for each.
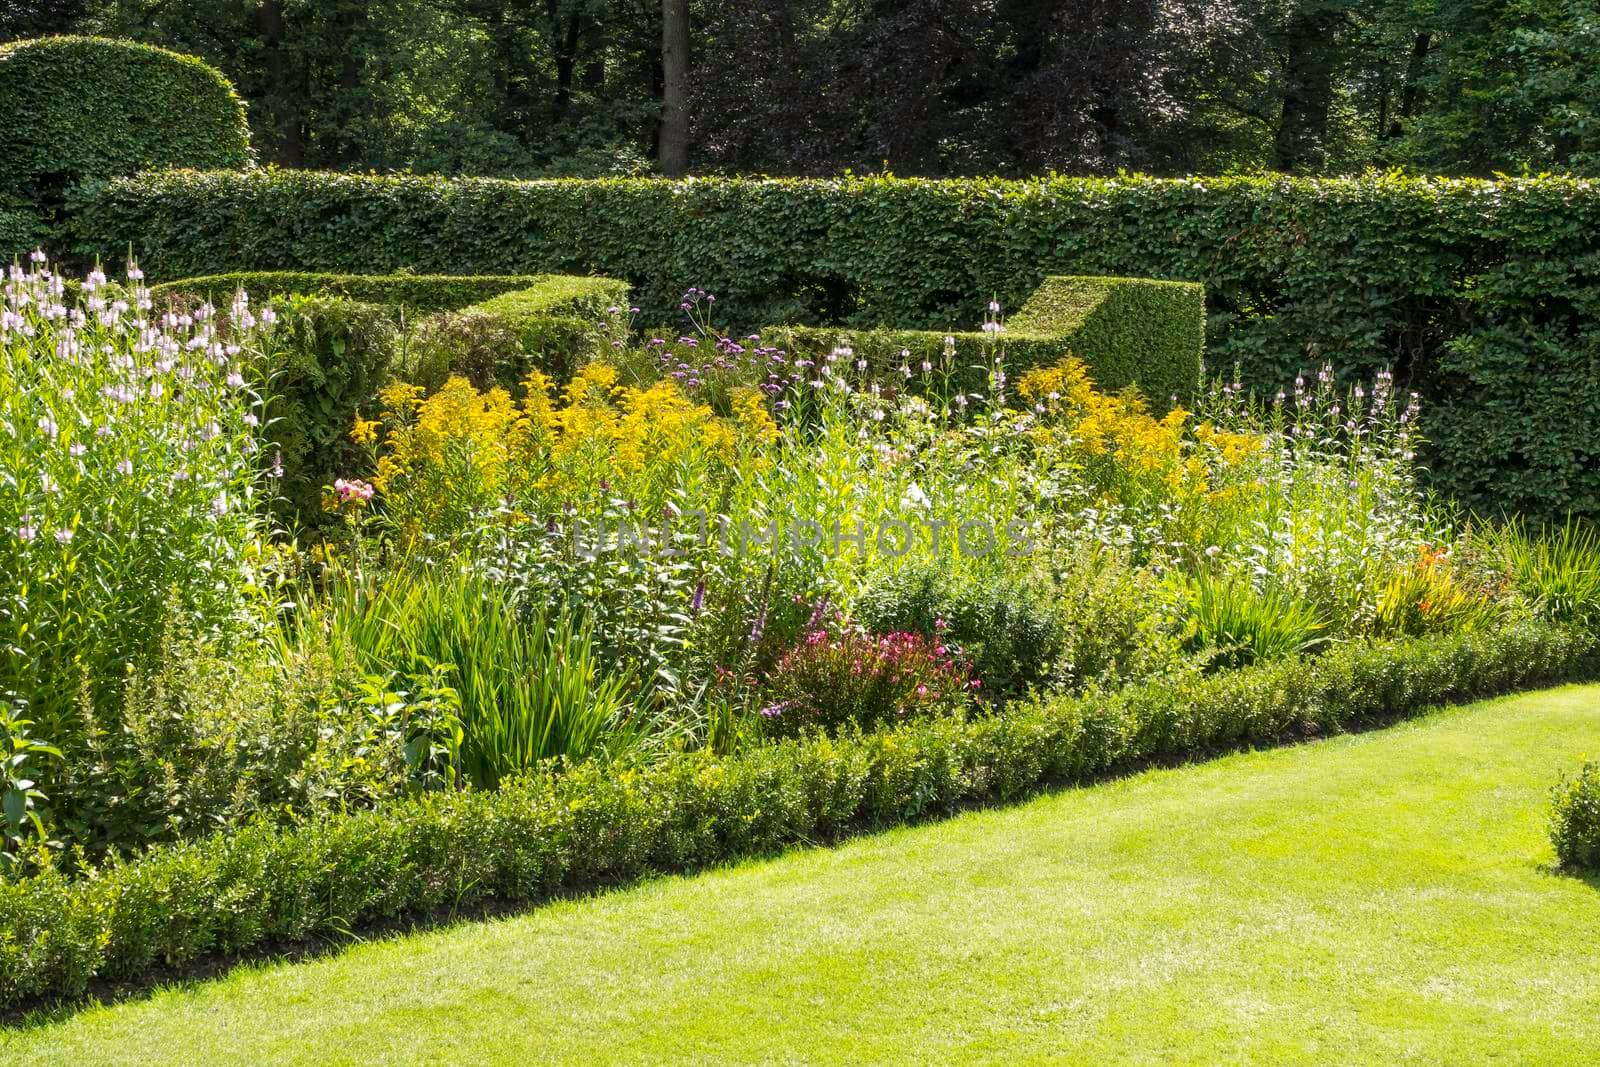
[333,477,375,504]
[758,615,976,737]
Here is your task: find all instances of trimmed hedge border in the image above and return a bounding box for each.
[770,274,1205,405]
[151,271,627,318]
[67,170,1600,521]
[2,620,1594,1009]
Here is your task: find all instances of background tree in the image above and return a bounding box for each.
[22,0,1600,178]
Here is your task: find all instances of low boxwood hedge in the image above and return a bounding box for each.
[770,274,1205,405]
[1,620,1593,1010]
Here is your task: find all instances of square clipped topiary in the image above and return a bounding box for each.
[766,275,1204,408]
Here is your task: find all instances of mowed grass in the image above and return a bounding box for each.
[6,686,1600,1065]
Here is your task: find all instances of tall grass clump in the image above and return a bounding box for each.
[289,564,646,786]
[0,253,275,740]
[1493,519,1600,630]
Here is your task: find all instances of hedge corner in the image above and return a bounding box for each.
[769,274,1205,408]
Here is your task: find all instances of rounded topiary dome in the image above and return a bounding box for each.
[0,36,253,203]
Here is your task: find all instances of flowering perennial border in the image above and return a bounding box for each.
[1,620,1593,1010]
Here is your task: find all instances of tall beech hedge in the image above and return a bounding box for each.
[0,37,250,208]
[1,620,1593,1009]
[68,170,1600,521]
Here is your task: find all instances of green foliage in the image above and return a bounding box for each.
[855,550,1182,700]
[44,618,444,860]
[67,171,1600,522]
[0,196,48,260]
[0,256,274,742]
[0,618,1591,1008]
[1491,519,1600,630]
[0,701,60,872]
[772,275,1204,406]
[292,565,644,788]
[756,621,971,737]
[1183,576,1328,671]
[407,276,629,388]
[0,36,250,209]
[152,271,624,318]
[258,296,399,527]
[1549,760,1600,871]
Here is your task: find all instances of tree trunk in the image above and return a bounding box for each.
[1396,31,1432,126]
[659,0,690,176]
[1273,8,1341,173]
[257,0,303,165]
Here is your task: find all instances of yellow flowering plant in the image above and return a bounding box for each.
[357,364,765,549]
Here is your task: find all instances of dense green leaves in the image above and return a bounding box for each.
[0,36,250,209]
[772,275,1205,407]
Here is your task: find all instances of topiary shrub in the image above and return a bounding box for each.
[0,36,251,214]
[152,273,631,526]
[150,272,605,314]
[1549,761,1600,871]
[769,275,1204,406]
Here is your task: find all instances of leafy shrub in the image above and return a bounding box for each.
[69,170,1600,522]
[0,37,250,208]
[1549,761,1600,871]
[44,619,449,860]
[757,618,973,737]
[0,619,1590,1008]
[0,255,273,739]
[855,550,1179,700]
[259,296,400,527]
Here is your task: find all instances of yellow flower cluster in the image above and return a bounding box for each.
[360,365,760,542]
[1017,357,1268,544]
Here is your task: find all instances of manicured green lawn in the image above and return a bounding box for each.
[6,686,1599,1064]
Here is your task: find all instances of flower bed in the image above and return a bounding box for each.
[2,620,1592,1009]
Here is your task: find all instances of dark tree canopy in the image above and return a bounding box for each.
[22,0,1599,179]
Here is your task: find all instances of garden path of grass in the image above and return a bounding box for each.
[6,685,1600,1064]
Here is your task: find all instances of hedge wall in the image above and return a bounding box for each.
[0,197,47,261]
[772,275,1205,405]
[151,271,623,317]
[0,37,250,210]
[1,619,1593,1009]
[68,170,1600,521]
